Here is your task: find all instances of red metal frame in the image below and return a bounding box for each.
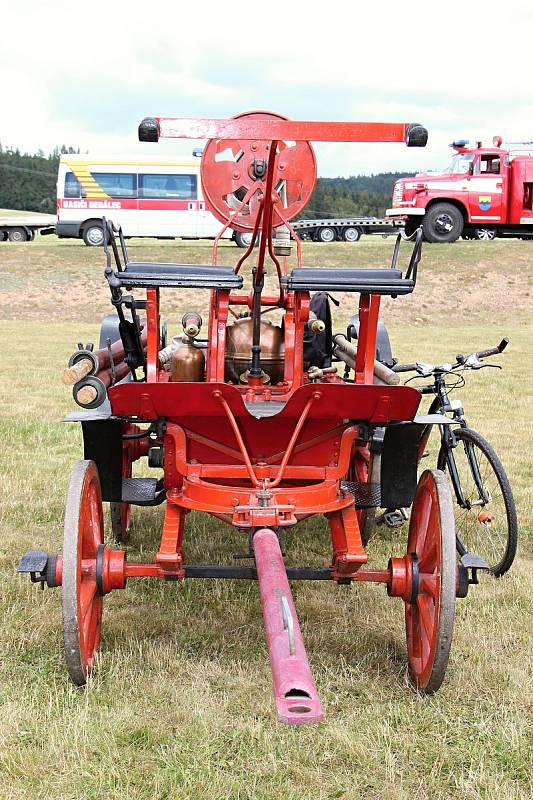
[108,112,423,644]
[22,111,443,724]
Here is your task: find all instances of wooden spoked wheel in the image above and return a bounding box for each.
[110,447,132,544]
[62,460,104,686]
[405,469,456,694]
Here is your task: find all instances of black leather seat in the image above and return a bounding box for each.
[286,267,414,295]
[117,261,243,290]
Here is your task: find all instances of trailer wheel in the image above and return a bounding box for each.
[422,203,464,243]
[316,227,336,243]
[343,226,361,242]
[0,230,6,242]
[8,227,29,242]
[62,460,104,686]
[473,227,496,241]
[83,223,106,247]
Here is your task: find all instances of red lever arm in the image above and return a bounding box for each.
[139,117,427,146]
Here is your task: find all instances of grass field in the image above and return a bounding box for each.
[0,236,532,799]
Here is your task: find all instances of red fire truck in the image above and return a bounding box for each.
[386,137,533,242]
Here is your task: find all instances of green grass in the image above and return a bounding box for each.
[0,239,532,799]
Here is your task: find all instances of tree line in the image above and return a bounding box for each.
[0,144,408,218]
[0,145,79,213]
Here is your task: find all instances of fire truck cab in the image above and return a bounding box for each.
[387,137,533,242]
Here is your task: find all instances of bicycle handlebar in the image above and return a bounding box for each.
[475,337,509,360]
[392,362,418,373]
[393,336,509,377]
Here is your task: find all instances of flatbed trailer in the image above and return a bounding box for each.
[293,216,404,243]
[0,213,56,243]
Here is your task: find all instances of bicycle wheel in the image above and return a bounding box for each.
[437,428,517,577]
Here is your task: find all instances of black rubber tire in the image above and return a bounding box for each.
[83,223,106,247]
[8,226,29,242]
[437,428,517,577]
[404,219,419,238]
[316,227,336,243]
[343,226,361,242]
[234,230,253,248]
[422,203,464,243]
[110,501,131,544]
[359,450,380,546]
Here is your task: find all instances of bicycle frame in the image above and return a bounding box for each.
[423,373,491,530]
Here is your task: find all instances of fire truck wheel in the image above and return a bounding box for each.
[83,223,106,247]
[422,203,464,244]
[317,227,336,243]
[473,228,496,241]
[8,227,29,242]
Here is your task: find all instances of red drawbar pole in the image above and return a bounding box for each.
[253,528,324,725]
[154,118,419,144]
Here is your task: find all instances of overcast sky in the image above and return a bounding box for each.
[2,0,533,177]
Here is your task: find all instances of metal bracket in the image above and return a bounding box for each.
[281,596,295,655]
[457,552,491,597]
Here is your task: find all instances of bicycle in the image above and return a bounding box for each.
[392,338,518,577]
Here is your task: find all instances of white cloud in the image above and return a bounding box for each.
[2,0,533,175]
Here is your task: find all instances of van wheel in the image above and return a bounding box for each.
[234,230,254,248]
[8,227,29,242]
[422,203,464,243]
[83,223,106,247]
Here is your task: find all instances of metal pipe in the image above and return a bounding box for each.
[253,527,324,725]
[333,334,400,386]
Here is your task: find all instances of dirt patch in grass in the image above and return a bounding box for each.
[1,238,532,325]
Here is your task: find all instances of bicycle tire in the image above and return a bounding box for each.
[437,427,517,577]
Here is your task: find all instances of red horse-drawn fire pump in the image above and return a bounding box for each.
[19,112,488,724]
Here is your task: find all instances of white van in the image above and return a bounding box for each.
[56,155,250,246]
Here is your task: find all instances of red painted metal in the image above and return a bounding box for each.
[146,288,160,383]
[157,116,415,143]
[71,462,104,674]
[108,381,421,422]
[201,112,317,231]
[392,139,533,233]
[253,528,324,725]
[404,471,444,689]
[354,294,381,384]
[22,110,464,723]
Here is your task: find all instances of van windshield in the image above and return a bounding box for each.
[443,153,474,174]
